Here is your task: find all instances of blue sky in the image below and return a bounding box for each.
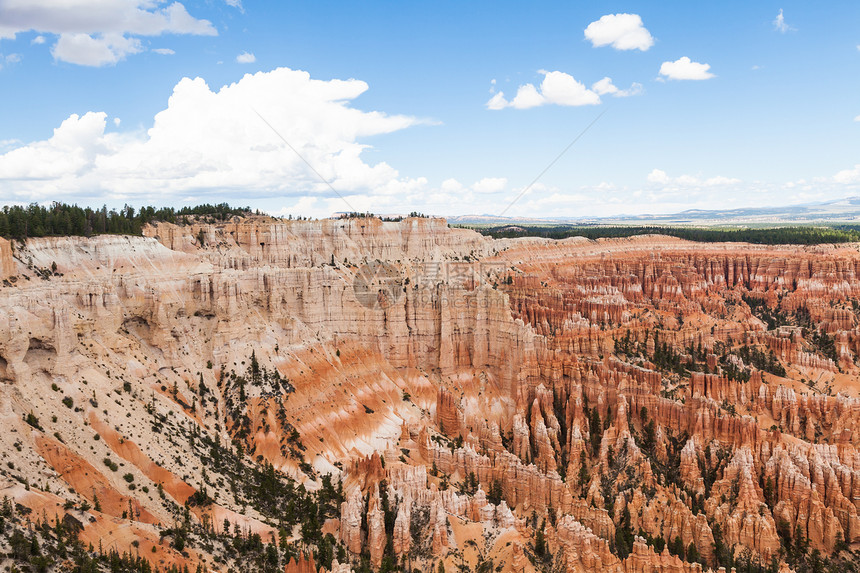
[0,1,858,218]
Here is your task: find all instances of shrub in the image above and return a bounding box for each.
[25,412,42,430]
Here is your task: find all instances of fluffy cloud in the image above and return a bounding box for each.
[773,9,794,33]
[591,77,643,97]
[152,48,175,55]
[440,178,463,192]
[658,57,714,80]
[584,14,654,51]
[591,77,616,95]
[436,177,506,195]
[855,115,860,122]
[52,32,142,66]
[0,67,427,206]
[703,175,743,186]
[487,71,600,110]
[470,177,507,194]
[647,169,670,184]
[834,165,860,184]
[236,51,256,64]
[648,169,740,187]
[486,92,507,110]
[0,0,216,66]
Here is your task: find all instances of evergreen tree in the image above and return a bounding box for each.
[686,542,699,564]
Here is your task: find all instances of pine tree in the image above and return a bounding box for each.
[534,519,547,560]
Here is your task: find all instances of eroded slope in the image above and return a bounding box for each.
[0,219,858,573]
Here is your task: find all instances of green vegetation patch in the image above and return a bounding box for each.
[472,224,860,245]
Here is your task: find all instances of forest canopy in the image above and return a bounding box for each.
[0,203,252,241]
[472,224,860,245]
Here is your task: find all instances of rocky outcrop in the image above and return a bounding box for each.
[283,553,320,573]
[0,237,14,279]
[705,448,780,560]
[339,489,364,555]
[392,494,411,556]
[690,371,762,406]
[680,436,705,495]
[146,216,492,269]
[764,443,860,551]
[623,488,715,565]
[555,516,618,570]
[436,387,463,438]
[367,500,386,567]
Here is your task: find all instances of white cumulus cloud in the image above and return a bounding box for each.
[236,51,256,64]
[658,57,714,81]
[0,0,216,66]
[0,67,427,205]
[470,177,507,194]
[647,169,670,184]
[584,14,654,51]
[440,178,463,192]
[486,71,600,110]
[834,165,860,184]
[152,48,175,55]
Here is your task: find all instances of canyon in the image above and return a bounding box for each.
[1,216,859,572]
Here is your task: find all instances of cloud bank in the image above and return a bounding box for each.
[0,67,427,207]
[647,169,740,187]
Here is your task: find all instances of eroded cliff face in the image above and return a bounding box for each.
[0,237,14,279]
[1,218,859,572]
